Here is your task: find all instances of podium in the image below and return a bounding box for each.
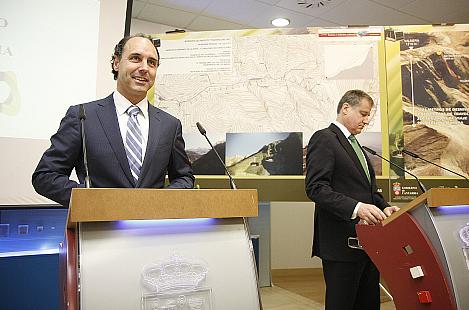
[356,188,469,310]
[60,188,260,310]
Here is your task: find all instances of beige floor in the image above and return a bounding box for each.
[260,286,324,310]
[260,268,396,310]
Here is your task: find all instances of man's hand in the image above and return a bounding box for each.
[357,203,386,225]
[383,205,400,217]
[358,219,369,225]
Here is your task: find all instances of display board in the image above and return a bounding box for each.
[385,24,469,202]
[151,27,385,176]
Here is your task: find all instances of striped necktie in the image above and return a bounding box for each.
[125,106,143,181]
[349,135,371,183]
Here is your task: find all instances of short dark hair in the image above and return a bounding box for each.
[110,33,160,80]
[337,89,374,114]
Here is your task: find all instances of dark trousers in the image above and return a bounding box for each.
[322,257,380,310]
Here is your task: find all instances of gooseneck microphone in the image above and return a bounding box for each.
[402,148,469,185]
[362,146,426,193]
[79,104,91,188]
[196,122,237,189]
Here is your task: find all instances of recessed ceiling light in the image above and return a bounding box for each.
[271,18,290,27]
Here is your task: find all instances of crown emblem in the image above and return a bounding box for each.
[142,253,208,293]
[459,223,469,247]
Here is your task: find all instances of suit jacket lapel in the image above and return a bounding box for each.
[329,124,370,184]
[136,104,162,187]
[96,95,136,186]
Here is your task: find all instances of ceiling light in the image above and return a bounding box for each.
[271,18,290,27]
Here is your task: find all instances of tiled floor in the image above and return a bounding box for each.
[260,268,396,309]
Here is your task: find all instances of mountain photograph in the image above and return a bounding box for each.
[191,142,226,175]
[183,132,226,175]
[226,132,303,176]
[399,30,469,177]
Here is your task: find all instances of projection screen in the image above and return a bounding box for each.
[0,0,127,205]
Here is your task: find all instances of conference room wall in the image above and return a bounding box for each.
[271,201,322,269]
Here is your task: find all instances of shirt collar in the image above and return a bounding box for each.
[333,120,352,139]
[113,90,149,119]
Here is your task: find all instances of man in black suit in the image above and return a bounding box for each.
[32,33,194,206]
[305,90,399,310]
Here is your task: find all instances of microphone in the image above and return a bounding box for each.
[79,104,91,188]
[196,122,237,189]
[362,146,426,193]
[402,148,469,185]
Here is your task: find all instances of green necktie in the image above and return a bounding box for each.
[349,135,371,183]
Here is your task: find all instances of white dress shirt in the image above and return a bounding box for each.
[113,91,149,163]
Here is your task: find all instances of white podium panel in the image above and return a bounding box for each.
[78,218,260,310]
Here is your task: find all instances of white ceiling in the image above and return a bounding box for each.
[132,0,469,31]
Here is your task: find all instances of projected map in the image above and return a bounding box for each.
[154,28,382,146]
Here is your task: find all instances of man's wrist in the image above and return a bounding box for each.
[351,202,362,219]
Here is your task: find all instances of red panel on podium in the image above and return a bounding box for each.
[356,212,456,310]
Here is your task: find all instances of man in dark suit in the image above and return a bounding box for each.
[32,33,194,206]
[305,90,399,310]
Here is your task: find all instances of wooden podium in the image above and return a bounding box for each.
[60,188,260,310]
[356,188,469,310]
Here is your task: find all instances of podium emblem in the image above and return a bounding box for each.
[459,223,469,271]
[459,223,469,247]
[141,252,212,310]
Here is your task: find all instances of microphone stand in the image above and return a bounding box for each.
[196,122,237,189]
[362,146,426,193]
[79,104,91,188]
[402,149,469,185]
